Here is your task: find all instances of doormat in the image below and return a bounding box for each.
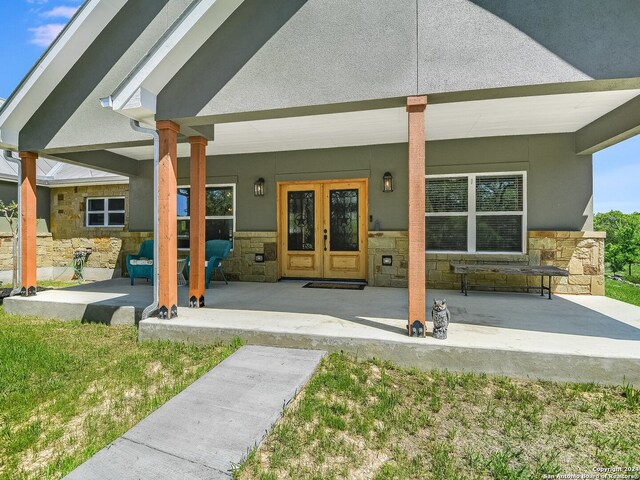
[303,282,365,290]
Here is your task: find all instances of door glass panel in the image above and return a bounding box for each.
[288,191,315,251]
[329,189,358,251]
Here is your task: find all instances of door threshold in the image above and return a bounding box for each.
[279,277,367,284]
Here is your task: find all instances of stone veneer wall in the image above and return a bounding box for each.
[529,231,605,295]
[368,230,605,295]
[222,232,278,282]
[0,184,154,280]
[367,231,408,287]
[47,184,154,274]
[0,232,54,271]
[0,231,154,280]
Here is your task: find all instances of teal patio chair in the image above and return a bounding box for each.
[186,239,232,288]
[126,240,154,285]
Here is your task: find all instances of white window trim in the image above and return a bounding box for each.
[177,183,236,251]
[85,196,125,228]
[425,171,527,255]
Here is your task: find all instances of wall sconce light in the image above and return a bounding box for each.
[255,253,265,263]
[382,255,393,266]
[254,177,265,196]
[383,172,393,192]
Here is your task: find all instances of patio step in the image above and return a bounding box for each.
[64,345,326,479]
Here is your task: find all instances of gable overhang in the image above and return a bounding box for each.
[576,94,640,155]
[108,0,245,123]
[0,0,127,151]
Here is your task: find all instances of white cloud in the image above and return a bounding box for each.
[28,23,65,47]
[41,5,79,19]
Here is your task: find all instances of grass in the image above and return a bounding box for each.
[36,280,83,289]
[237,354,640,480]
[605,278,640,307]
[604,263,640,307]
[0,309,240,479]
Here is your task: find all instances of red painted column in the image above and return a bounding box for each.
[157,120,180,318]
[19,151,38,296]
[407,96,427,336]
[188,136,207,308]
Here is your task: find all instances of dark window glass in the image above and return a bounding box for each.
[288,191,315,251]
[87,198,104,211]
[206,219,233,243]
[426,216,467,251]
[177,219,190,249]
[177,219,234,249]
[177,188,190,217]
[426,178,468,213]
[476,175,523,212]
[87,213,105,226]
[108,212,125,226]
[108,198,125,211]
[476,215,522,252]
[329,189,358,251]
[206,187,233,216]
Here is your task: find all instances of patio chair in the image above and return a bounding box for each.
[126,240,154,286]
[185,239,232,288]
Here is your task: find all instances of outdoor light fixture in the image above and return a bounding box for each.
[254,177,265,196]
[382,255,393,266]
[383,172,393,192]
[255,253,265,263]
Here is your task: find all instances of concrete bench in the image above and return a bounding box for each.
[450,264,569,299]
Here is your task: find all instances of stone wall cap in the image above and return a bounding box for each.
[368,231,408,237]
[528,230,606,239]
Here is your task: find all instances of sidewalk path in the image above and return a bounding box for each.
[65,345,325,479]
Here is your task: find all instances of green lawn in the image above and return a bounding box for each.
[604,262,640,307]
[0,310,239,479]
[238,354,640,480]
[606,278,640,307]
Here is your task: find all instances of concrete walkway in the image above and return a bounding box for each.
[64,346,325,479]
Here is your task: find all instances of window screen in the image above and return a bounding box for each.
[425,173,525,253]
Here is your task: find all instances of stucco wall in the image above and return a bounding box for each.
[0,180,51,229]
[128,132,592,233]
[157,0,640,120]
[19,0,192,152]
[17,0,640,152]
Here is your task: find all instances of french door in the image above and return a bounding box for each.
[278,179,368,280]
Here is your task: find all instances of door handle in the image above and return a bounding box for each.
[323,229,327,251]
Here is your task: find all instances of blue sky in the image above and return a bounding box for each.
[0,0,638,215]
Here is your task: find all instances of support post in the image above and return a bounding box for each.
[157,121,180,319]
[406,96,427,336]
[19,151,37,296]
[188,136,208,308]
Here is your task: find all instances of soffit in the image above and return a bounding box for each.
[107,89,640,160]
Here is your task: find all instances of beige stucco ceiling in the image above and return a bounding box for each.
[108,89,640,160]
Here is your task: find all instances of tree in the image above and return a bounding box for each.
[594,210,640,276]
[0,200,19,290]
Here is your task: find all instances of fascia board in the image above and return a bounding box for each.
[111,0,244,112]
[0,0,127,136]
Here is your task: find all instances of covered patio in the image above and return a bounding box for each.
[5,279,640,386]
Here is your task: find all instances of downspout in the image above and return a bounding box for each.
[3,150,22,296]
[128,119,160,319]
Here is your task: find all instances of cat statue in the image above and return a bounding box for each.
[431,299,450,339]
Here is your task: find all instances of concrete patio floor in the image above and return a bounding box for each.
[5,278,640,385]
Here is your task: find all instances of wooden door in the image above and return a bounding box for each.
[279,183,323,278]
[323,180,367,279]
[278,179,368,280]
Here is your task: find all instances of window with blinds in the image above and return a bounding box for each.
[425,173,526,253]
[425,177,468,251]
